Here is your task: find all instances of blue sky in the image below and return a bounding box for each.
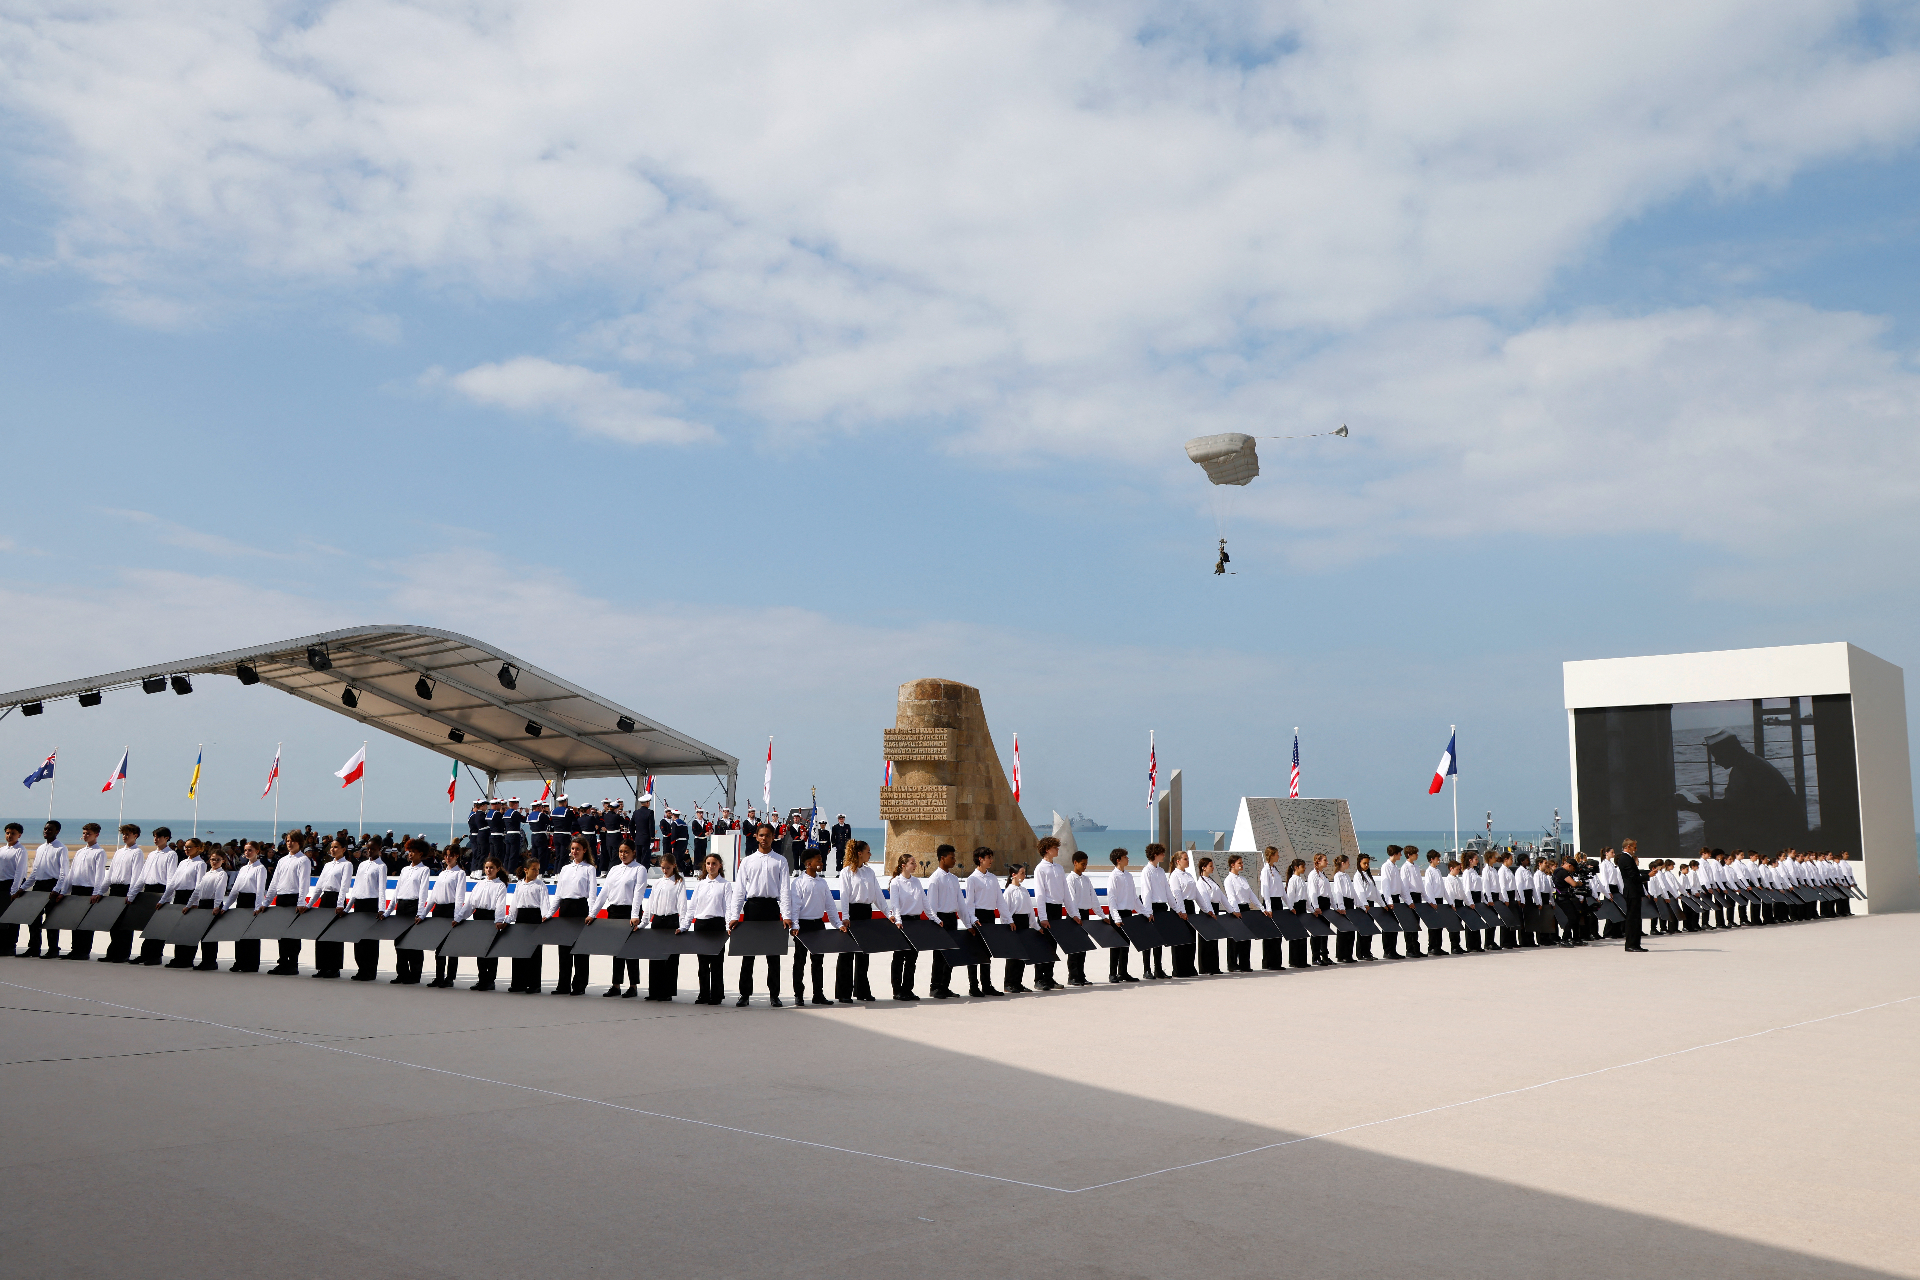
[2,0,1917,836]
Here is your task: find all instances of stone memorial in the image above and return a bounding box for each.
[881,679,1035,876]
[1227,796,1363,868]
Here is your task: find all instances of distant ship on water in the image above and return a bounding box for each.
[1034,811,1108,833]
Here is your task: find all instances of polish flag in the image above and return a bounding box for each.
[101,749,129,793]
[1428,730,1457,795]
[762,737,773,810]
[1011,733,1021,803]
[335,746,366,788]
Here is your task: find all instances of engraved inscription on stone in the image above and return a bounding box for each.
[879,785,956,821]
[1236,797,1361,866]
[883,728,957,761]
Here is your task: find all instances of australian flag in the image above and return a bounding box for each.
[22,752,55,789]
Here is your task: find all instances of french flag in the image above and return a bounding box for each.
[1428,729,1457,795]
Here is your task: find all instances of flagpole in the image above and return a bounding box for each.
[1449,724,1458,856]
[358,740,367,840]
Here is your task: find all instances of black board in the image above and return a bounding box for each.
[848,916,911,953]
[727,920,789,957]
[78,897,131,931]
[571,919,639,955]
[398,917,454,951]
[899,917,965,953]
[535,917,586,947]
[44,894,95,930]
[141,904,186,940]
[321,912,381,943]
[242,906,299,939]
[1046,916,1098,953]
[796,927,858,955]
[1186,912,1229,942]
[438,921,503,957]
[284,909,340,941]
[1118,914,1163,951]
[199,909,257,944]
[1082,919,1129,949]
[488,922,546,958]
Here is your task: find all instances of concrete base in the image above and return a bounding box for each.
[3,912,1915,1279]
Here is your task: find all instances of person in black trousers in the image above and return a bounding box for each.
[1616,839,1647,952]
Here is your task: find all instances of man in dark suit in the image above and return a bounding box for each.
[632,796,657,869]
[1615,838,1647,952]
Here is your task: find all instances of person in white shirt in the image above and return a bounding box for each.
[1257,847,1288,971]
[595,840,648,998]
[640,848,687,1002]
[1165,851,1200,978]
[1419,851,1450,956]
[224,843,271,973]
[1191,856,1225,975]
[161,841,209,969]
[1352,854,1381,962]
[388,840,434,985]
[348,845,390,982]
[788,847,842,1007]
[685,852,732,1005]
[1222,854,1258,973]
[505,859,551,994]
[24,820,70,958]
[885,849,931,1001]
[1375,846,1407,959]
[1328,854,1358,965]
[1283,856,1312,969]
[924,845,965,999]
[1065,850,1100,987]
[424,848,469,988]
[1442,858,1470,955]
[96,824,147,964]
[177,850,231,970]
[1001,862,1036,993]
[1306,852,1335,967]
[264,832,314,975]
[459,859,512,991]
[1029,838,1072,992]
[549,838,598,996]
[0,822,27,957]
[307,841,354,979]
[963,848,1007,997]
[1104,850,1143,984]
[836,840,883,1003]
[732,822,794,1008]
[55,822,107,961]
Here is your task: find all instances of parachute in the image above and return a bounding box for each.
[1184,433,1260,486]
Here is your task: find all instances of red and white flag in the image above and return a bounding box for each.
[762,737,773,810]
[536,778,551,804]
[335,746,366,788]
[1289,729,1300,798]
[1011,733,1021,803]
[1428,729,1457,795]
[101,749,129,793]
[261,746,280,798]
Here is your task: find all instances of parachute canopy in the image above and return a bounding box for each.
[1184,433,1260,486]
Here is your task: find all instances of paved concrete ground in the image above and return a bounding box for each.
[3,912,1915,1280]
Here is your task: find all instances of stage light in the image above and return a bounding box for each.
[142,676,167,694]
[342,687,359,709]
[497,664,519,690]
[170,676,193,696]
[616,716,636,733]
[78,691,102,708]
[415,677,434,700]
[447,729,465,743]
[21,702,43,716]
[306,646,331,671]
[236,664,260,686]
[525,720,542,737]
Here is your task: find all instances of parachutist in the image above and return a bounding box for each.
[1214,538,1230,575]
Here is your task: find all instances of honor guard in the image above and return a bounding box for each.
[528,800,554,874]
[632,794,657,868]
[466,801,491,866]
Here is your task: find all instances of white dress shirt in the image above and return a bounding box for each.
[60,842,106,894]
[266,853,310,901]
[1284,871,1308,908]
[1306,868,1333,905]
[1224,871,1257,911]
[593,861,648,913]
[1168,867,1198,910]
[840,864,883,910]
[1445,872,1469,906]
[28,840,69,888]
[461,877,510,921]
[788,873,842,927]
[1104,868,1142,915]
[924,867,964,916]
[140,845,179,891]
[425,866,468,915]
[964,867,1006,920]
[166,857,207,897]
[1331,869,1355,905]
[104,843,145,889]
[1259,861,1287,904]
[226,862,269,908]
[1003,880,1034,919]
[309,857,352,905]
[191,867,229,906]
[642,874,688,923]
[887,873,930,921]
[511,878,550,918]
[1142,861,1174,907]
[1067,870,1099,913]
[1422,865,1447,901]
[392,863,433,912]
[734,850,793,918]
[349,857,388,908]
[0,842,26,895]
[1031,858,1071,915]
[1354,870,1381,908]
[685,876,729,922]
[552,862,596,904]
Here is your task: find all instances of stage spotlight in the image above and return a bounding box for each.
[170,675,193,696]
[415,677,434,700]
[306,646,332,671]
[342,687,359,709]
[447,729,465,743]
[524,720,542,737]
[142,676,167,694]
[497,663,519,690]
[78,691,103,708]
[616,716,636,734]
[236,663,260,686]
[22,702,43,716]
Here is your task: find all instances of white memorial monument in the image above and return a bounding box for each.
[1228,796,1363,867]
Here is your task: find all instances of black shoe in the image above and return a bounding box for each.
[932,990,957,998]
[193,961,218,970]
[165,959,193,969]
[1625,946,1648,952]
[603,986,621,997]
[389,976,406,984]
[472,980,495,990]
[268,965,298,975]
[969,987,981,997]
[812,996,834,1007]
[622,986,638,998]
[1109,977,1125,984]
[1006,984,1030,993]
[550,987,571,995]
[856,994,876,1002]
[736,995,750,1007]
[1121,974,1139,982]
[96,956,116,963]
[980,986,1003,996]
[897,991,919,1001]
[770,995,785,1007]
[351,973,375,981]
[1068,978,1091,987]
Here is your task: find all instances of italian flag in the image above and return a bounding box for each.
[447,759,458,804]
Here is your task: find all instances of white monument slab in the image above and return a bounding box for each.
[1228,797,1363,867]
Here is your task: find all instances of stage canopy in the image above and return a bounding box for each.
[0,625,737,801]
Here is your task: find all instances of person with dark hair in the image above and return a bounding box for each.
[1616,838,1647,952]
[641,849,686,1001]
[225,843,269,973]
[97,824,145,963]
[1193,855,1224,975]
[733,824,792,1007]
[548,839,595,995]
[1257,847,1286,970]
[1166,850,1201,975]
[348,842,389,981]
[685,853,731,1004]
[885,849,929,1000]
[1141,844,1174,979]
[924,845,963,999]
[0,823,27,957]
[1283,857,1311,968]
[264,831,312,975]
[829,814,852,869]
[1031,837,1070,991]
[161,841,208,969]
[1065,850,1098,986]
[963,847,1006,997]
[835,840,880,1003]
[425,847,469,987]
[1329,853,1357,965]
[24,821,69,958]
[1222,854,1257,972]
[1001,862,1034,993]
[466,801,491,869]
[788,848,841,1007]
[305,840,353,979]
[1104,850,1141,983]
[504,860,549,993]
[596,841,647,997]
[54,822,106,961]
[1420,851,1448,956]
[1352,854,1379,962]
[177,849,230,970]
[1307,852,1335,967]
[459,859,510,991]
[387,841,431,984]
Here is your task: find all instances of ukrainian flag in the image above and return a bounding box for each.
[188,748,202,800]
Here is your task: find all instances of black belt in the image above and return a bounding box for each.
[352,898,378,913]
[432,902,456,918]
[849,903,873,920]
[236,893,257,909]
[471,908,495,922]
[32,878,56,891]
[557,897,589,919]
[652,913,679,931]
[514,907,541,923]
[606,904,632,920]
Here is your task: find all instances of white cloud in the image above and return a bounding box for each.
[107,509,290,559]
[430,357,714,445]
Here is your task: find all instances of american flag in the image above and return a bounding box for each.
[1289,729,1300,798]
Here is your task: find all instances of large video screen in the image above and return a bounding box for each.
[1573,694,1860,860]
